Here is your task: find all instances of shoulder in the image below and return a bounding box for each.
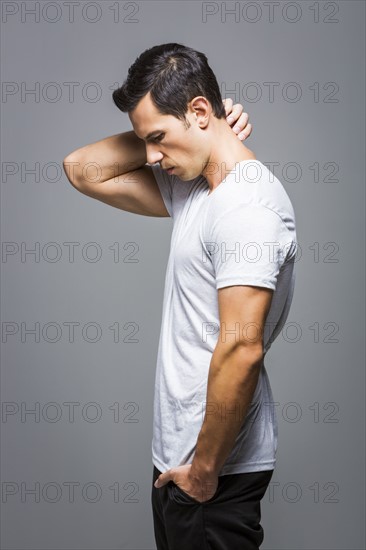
[207,160,296,233]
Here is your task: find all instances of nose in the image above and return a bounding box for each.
[146,143,163,166]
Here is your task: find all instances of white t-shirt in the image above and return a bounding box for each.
[151,159,298,476]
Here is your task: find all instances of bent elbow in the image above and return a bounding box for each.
[63,154,83,188]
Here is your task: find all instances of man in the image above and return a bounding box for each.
[63,43,297,550]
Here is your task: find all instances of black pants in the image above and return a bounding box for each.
[151,465,274,550]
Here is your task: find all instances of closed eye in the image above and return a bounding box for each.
[151,133,164,143]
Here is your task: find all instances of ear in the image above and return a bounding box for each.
[188,96,211,128]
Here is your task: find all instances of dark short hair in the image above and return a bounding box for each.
[112,43,226,127]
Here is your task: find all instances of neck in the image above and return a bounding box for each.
[202,122,257,192]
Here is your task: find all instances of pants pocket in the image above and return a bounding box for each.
[168,481,202,505]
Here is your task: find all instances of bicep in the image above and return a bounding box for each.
[68,164,171,217]
[217,285,273,352]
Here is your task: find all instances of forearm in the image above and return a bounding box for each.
[191,344,263,477]
[63,131,147,185]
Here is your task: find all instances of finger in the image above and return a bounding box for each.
[223,97,233,117]
[154,472,170,488]
[228,103,244,126]
[238,122,252,141]
[232,111,249,134]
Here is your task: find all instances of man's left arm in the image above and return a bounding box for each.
[154,284,274,503]
[190,285,273,492]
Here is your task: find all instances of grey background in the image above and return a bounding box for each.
[1,1,365,549]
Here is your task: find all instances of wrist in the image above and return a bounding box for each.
[191,458,220,479]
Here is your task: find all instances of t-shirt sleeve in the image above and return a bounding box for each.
[150,163,176,218]
[208,203,295,291]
